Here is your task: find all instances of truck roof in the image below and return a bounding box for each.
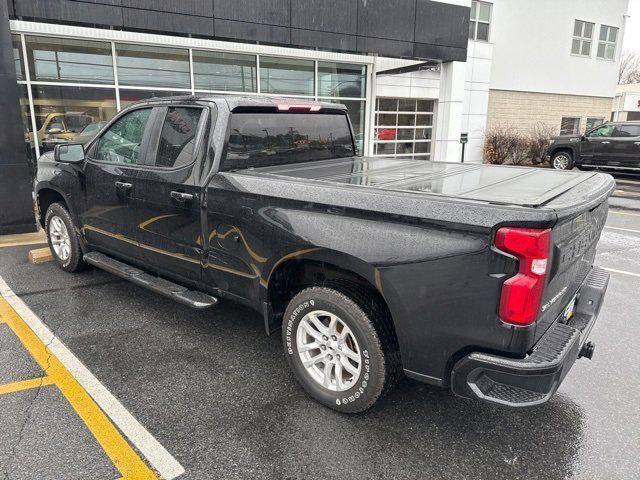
[126,94,348,112]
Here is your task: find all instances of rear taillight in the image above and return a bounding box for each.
[494,227,551,326]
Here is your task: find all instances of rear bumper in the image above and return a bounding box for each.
[450,266,609,407]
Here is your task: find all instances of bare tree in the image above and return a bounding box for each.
[619,50,640,84]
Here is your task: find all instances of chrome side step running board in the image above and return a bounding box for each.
[84,252,218,309]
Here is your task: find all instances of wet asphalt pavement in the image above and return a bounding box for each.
[1,174,640,480]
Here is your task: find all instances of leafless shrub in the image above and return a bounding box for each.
[526,123,556,165]
[484,123,555,166]
[619,50,640,85]
[483,126,530,165]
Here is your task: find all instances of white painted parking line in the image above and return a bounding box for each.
[601,267,640,278]
[604,226,640,235]
[0,275,185,480]
[609,210,640,217]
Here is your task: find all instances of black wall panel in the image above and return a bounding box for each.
[357,36,414,58]
[356,0,416,42]
[214,18,290,44]
[215,0,290,27]
[291,0,357,35]
[415,0,469,48]
[123,8,213,37]
[0,1,36,233]
[10,0,469,61]
[291,28,357,52]
[122,0,213,17]
[14,0,123,28]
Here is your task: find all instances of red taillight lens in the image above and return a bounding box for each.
[494,227,551,326]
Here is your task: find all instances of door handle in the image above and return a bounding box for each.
[634,142,640,145]
[170,191,194,202]
[601,141,610,144]
[115,181,132,190]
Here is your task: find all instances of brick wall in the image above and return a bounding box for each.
[487,89,613,135]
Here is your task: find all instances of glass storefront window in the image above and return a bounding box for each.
[25,36,114,84]
[30,85,117,152]
[321,99,364,155]
[18,85,37,171]
[260,57,314,96]
[13,34,24,80]
[118,89,189,109]
[193,51,257,92]
[317,62,365,98]
[115,44,190,89]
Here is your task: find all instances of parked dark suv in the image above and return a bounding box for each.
[548,121,640,171]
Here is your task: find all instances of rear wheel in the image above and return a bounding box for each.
[282,283,400,413]
[551,151,574,170]
[45,202,86,272]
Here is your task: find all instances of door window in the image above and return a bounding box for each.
[587,124,614,137]
[95,108,152,164]
[154,107,204,168]
[613,125,640,137]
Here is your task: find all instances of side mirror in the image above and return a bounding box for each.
[54,143,85,163]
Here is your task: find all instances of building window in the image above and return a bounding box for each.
[469,1,492,42]
[586,117,604,131]
[29,84,118,153]
[12,34,24,81]
[597,25,618,60]
[193,51,257,92]
[13,33,368,162]
[115,43,190,89]
[317,62,366,98]
[560,117,581,135]
[26,36,114,84]
[259,57,314,96]
[571,20,594,56]
[374,98,435,159]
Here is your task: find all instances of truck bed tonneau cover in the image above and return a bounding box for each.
[250,157,598,208]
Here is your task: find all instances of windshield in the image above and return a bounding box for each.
[223,112,354,171]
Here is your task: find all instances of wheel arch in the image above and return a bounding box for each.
[266,255,399,349]
[36,186,68,228]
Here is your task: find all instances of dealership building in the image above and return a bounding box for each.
[0,0,630,234]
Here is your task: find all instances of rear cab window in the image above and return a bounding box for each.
[222,112,354,171]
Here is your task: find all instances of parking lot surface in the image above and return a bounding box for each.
[1,174,640,480]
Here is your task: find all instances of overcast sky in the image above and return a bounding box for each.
[624,0,640,52]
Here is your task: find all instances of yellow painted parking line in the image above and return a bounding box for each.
[0,376,54,395]
[609,209,640,217]
[0,297,157,480]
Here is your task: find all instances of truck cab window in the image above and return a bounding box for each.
[95,108,151,164]
[587,124,614,137]
[223,112,354,170]
[155,107,203,168]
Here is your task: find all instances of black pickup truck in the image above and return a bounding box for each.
[548,121,640,171]
[34,95,613,413]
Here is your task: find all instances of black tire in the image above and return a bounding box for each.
[45,202,86,272]
[551,151,574,170]
[282,282,401,413]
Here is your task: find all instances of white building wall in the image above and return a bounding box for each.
[461,39,493,163]
[489,0,628,97]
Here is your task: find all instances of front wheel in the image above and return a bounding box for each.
[282,283,400,413]
[551,151,574,170]
[45,202,86,272]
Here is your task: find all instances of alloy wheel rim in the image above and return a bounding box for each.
[49,215,71,262]
[553,154,569,169]
[296,310,362,392]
